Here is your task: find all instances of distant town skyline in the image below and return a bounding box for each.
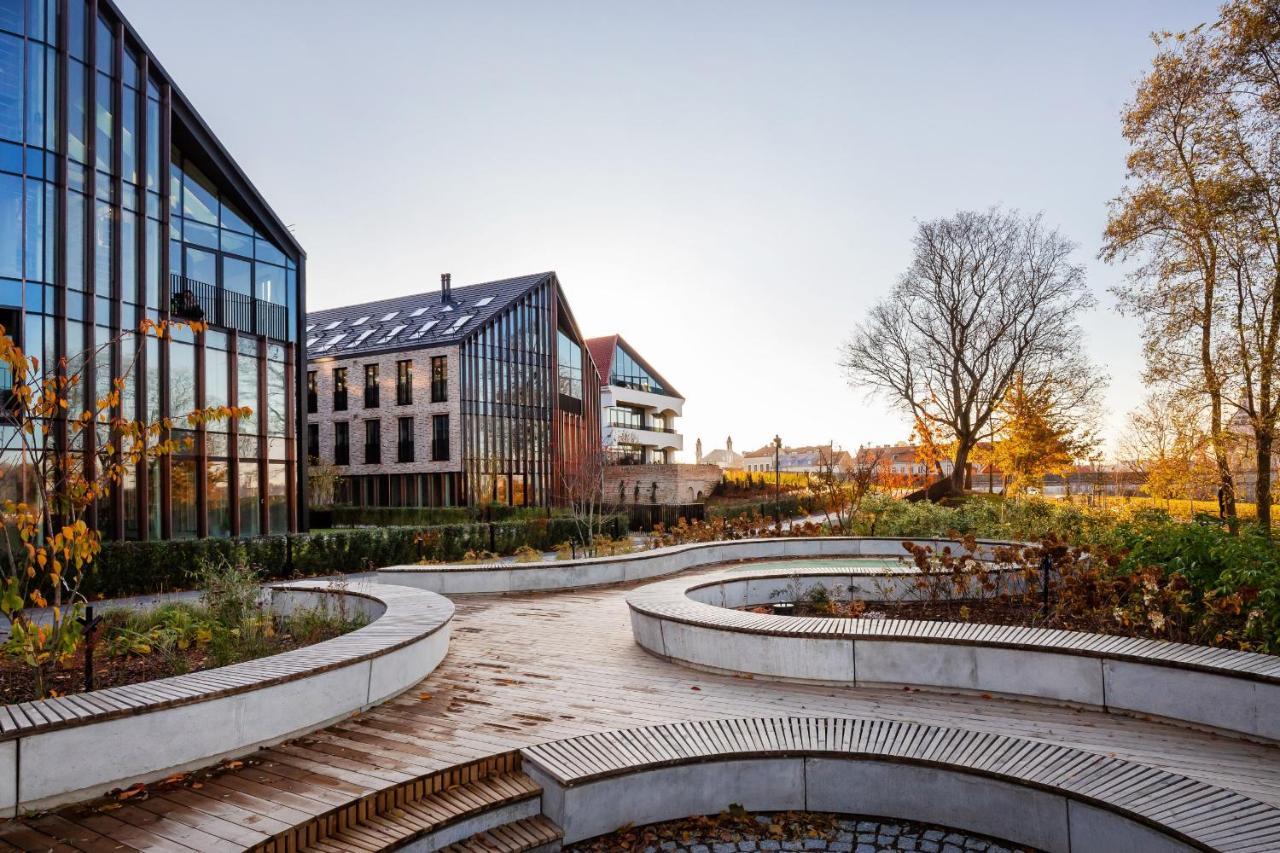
[118,0,1219,460]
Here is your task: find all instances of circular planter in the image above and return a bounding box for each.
[379,535,1029,595]
[0,580,453,814]
[626,567,1280,742]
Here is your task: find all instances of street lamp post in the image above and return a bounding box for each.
[773,435,782,534]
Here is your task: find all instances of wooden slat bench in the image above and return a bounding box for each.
[522,716,1280,852]
[627,568,1280,741]
[0,580,454,816]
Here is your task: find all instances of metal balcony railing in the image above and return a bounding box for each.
[170,274,289,341]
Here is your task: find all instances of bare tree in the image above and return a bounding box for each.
[814,445,883,533]
[842,208,1094,493]
[561,447,607,550]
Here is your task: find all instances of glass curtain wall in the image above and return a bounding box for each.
[459,282,551,506]
[0,0,302,540]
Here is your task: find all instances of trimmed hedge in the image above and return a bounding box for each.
[85,514,629,598]
[317,504,572,528]
[707,494,809,521]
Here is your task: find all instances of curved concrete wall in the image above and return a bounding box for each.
[521,717,1280,851]
[628,570,1280,742]
[378,536,1026,595]
[0,580,453,814]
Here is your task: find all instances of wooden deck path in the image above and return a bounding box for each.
[3,567,1280,851]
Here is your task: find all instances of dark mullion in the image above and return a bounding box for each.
[107,15,124,541]
[133,49,148,539]
[80,0,97,535]
[194,331,206,538]
[284,348,296,532]
[227,330,239,538]
[257,336,268,536]
[294,263,307,530]
[51,0,69,526]
[158,79,171,539]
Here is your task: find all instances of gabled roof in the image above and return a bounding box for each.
[306,272,553,359]
[584,335,618,384]
[584,334,683,400]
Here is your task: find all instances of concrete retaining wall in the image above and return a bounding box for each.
[378,536,1024,595]
[0,581,453,814]
[525,754,1194,852]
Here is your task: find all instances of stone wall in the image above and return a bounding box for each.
[603,463,722,506]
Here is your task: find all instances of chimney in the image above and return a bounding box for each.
[441,273,452,303]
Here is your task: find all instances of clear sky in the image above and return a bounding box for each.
[119,0,1219,460]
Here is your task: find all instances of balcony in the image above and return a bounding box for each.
[170,274,289,341]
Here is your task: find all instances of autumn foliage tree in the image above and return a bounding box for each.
[1104,0,1280,533]
[0,319,246,697]
[989,371,1104,495]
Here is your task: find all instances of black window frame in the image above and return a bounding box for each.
[333,367,348,412]
[306,423,319,461]
[396,359,413,406]
[334,421,349,465]
[431,414,449,461]
[364,418,381,465]
[306,370,317,414]
[431,355,447,402]
[397,416,414,463]
[364,363,379,408]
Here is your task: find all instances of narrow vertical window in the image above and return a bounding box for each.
[333,367,347,411]
[431,355,447,402]
[432,414,449,461]
[364,418,381,464]
[396,359,412,405]
[364,363,379,408]
[306,370,317,413]
[398,416,414,463]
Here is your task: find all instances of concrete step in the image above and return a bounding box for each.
[302,770,543,853]
[440,815,564,852]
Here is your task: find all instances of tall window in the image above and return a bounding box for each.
[364,363,379,408]
[432,414,450,461]
[431,355,447,402]
[557,329,582,399]
[398,416,414,463]
[364,419,381,465]
[334,422,349,465]
[306,370,317,413]
[307,423,319,461]
[333,367,347,411]
[396,359,412,405]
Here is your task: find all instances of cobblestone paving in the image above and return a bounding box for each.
[565,813,1039,853]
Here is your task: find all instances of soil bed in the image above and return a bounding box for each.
[0,609,363,704]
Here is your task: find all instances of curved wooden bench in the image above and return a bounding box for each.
[379,535,1027,595]
[626,568,1280,741]
[0,580,454,815]
[521,716,1280,851]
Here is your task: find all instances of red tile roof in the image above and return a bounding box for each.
[584,335,618,384]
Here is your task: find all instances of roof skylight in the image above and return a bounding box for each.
[410,320,438,339]
[379,324,407,343]
[323,320,340,330]
[448,314,474,333]
[381,311,399,322]
[351,316,370,327]
[475,296,494,306]
[410,306,429,317]
[315,332,346,351]
[347,329,375,347]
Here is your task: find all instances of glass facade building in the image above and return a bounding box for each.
[307,272,600,509]
[0,0,306,539]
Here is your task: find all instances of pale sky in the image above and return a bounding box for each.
[119,0,1218,461]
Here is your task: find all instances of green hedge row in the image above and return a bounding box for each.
[707,494,810,521]
[85,514,628,598]
[316,504,571,528]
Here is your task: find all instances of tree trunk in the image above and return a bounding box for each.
[950,443,971,493]
[1208,392,1239,533]
[1257,430,1273,537]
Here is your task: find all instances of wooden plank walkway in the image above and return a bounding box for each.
[3,566,1279,851]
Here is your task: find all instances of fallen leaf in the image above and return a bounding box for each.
[418,692,432,701]
[690,686,701,691]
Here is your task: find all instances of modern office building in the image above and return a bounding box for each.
[585,335,683,464]
[306,272,600,508]
[0,0,306,539]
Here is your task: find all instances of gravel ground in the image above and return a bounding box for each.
[564,812,1039,853]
